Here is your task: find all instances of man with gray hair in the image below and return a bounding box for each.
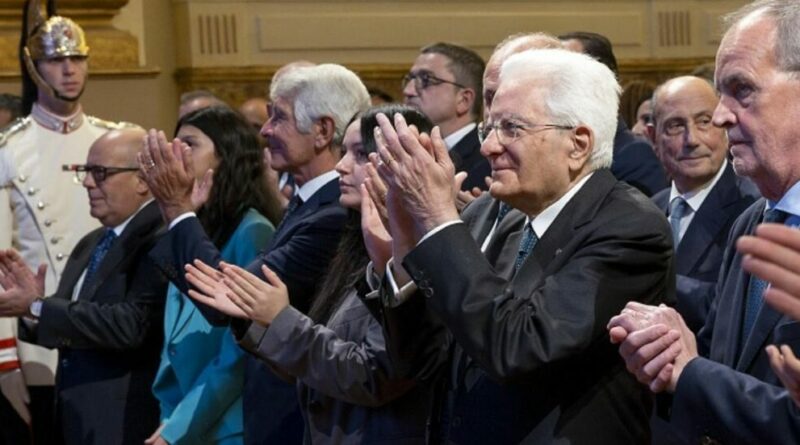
[608,1,800,443]
[143,63,370,444]
[369,48,672,443]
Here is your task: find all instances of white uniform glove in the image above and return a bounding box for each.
[0,368,31,425]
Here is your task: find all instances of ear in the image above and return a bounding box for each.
[313,116,336,150]
[455,88,476,117]
[134,172,151,196]
[567,125,593,172]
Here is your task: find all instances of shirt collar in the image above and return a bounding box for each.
[668,159,728,212]
[527,172,595,239]
[444,122,477,150]
[767,178,800,224]
[296,170,339,202]
[31,103,85,134]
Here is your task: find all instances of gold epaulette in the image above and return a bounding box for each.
[86,115,143,131]
[0,117,32,148]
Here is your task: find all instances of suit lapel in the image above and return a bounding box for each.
[170,295,197,341]
[512,170,617,297]
[676,165,739,275]
[78,202,160,301]
[57,230,102,299]
[268,177,340,249]
[725,199,766,368]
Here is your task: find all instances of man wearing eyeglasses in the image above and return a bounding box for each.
[648,76,759,336]
[403,42,491,194]
[369,48,672,443]
[0,3,135,443]
[0,128,166,444]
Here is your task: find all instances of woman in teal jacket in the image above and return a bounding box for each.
[147,106,282,445]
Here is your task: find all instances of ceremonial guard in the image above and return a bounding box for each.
[0,2,133,443]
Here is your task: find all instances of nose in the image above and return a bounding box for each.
[335,151,352,175]
[479,130,503,159]
[402,79,417,101]
[684,124,700,148]
[82,171,95,189]
[261,118,274,138]
[712,95,736,129]
[62,58,77,74]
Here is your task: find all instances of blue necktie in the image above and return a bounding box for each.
[514,223,538,271]
[275,195,303,234]
[669,197,691,246]
[741,208,788,343]
[496,202,512,223]
[83,229,117,290]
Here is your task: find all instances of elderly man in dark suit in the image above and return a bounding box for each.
[369,48,673,444]
[0,128,166,445]
[141,64,370,444]
[609,1,800,443]
[649,76,760,333]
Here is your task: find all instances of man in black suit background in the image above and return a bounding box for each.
[369,48,673,443]
[0,128,166,444]
[141,64,370,444]
[560,31,669,196]
[403,42,491,194]
[649,76,760,333]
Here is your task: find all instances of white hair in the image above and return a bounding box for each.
[270,63,370,146]
[500,48,620,170]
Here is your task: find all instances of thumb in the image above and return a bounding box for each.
[260,265,284,290]
[36,263,47,281]
[454,171,467,192]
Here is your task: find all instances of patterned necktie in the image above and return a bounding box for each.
[669,197,691,246]
[275,194,303,234]
[741,208,789,343]
[514,223,539,271]
[83,229,117,290]
[496,202,512,223]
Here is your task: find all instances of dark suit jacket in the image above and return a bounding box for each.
[19,201,166,445]
[612,118,668,197]
[652,164,760,332]
[449,127,491,192]
[665,198,800,444]
[150,177,347,445]
[382,170,674,444]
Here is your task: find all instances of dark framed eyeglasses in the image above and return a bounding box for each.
[477,120,575,145]
[62,164,140,183]
[401,71,466,91]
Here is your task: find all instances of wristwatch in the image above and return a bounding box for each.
[29,298,43,318]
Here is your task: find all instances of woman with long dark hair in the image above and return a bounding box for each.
[147,106,281,445]
[186,104,435,444]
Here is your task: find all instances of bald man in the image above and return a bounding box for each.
[0,128,167,444]
[648,76,760,333]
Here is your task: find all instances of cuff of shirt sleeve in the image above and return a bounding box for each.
[168,212,197,230]
[417,219,462,246]
[237,320,269,354]
[383,258,418,308]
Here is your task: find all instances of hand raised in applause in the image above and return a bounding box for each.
[360,163,392,276]
[607,302,697,393]
[0,249,45,317]
[139,129,212,224]
[144,423,169,445]
[766,344,800,407]
[220,263,289,327]
[738,223,800,321]
[184,260,248,319]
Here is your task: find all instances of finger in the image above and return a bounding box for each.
[184,264,223,294]
[430,126,453,167]
[454,171,467,193]
[754,224,800,252]
[178,139,195,178]
[618,324,672,362]
[764,287,800,321]
[187,288,218,307]
[223,266,262,302]
[156,130,176,165]
[639,332,682,380]
[742,254,800,301]
[261,265,285,291]
[145,129,161,166]
[739,235,800,277]
[194,259,224,280]
[609,326,629,344]
[375,113,410,164]
[223,275,257,308]
[649,362,674,393]
[394,112,430,160]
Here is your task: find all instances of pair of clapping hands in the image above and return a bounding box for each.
[607,223,800,406]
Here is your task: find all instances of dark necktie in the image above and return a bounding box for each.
[83,229,117,291]
[496,202,512,223]
[275,194,303,234]
[669,197,691,246]
[741,208,788,343]
[514,223,538,271]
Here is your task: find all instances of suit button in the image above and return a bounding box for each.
[61,359,68,368]
[169,347,176,357]
[27,187,38,196]
[50,237,61,245]
[56,253,65,261]
[44,219,54,227]
[37,201,46,210]
[17,174,26,183]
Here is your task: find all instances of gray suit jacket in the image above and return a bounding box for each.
[240,288,431,444]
